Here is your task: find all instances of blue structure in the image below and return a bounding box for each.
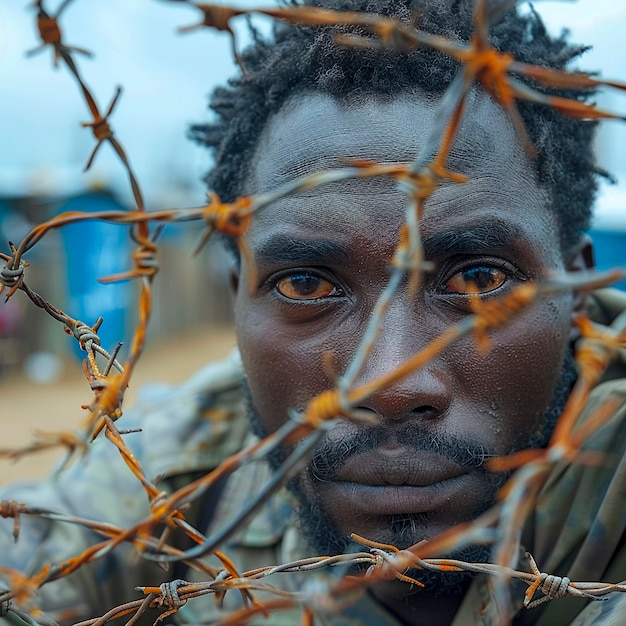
[59,190,133,362]
[590,230,626,291]
[589,189,626,291]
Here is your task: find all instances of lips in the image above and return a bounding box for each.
[321,448,473,516]
[334,448,469,487]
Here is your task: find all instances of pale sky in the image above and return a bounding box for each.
[1,0,625,223]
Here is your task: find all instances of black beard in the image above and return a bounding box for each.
[243,349,578,593]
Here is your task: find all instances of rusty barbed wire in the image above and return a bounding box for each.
[3,496,626,626]
[2,1,626,625]
[4,528,624,626]
[26,0,92,67]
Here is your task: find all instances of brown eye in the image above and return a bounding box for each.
[275,272,338,300]
[446,266,507,294]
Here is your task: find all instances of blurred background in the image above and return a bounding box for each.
[0,0,625,482]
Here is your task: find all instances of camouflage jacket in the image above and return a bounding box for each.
[2,289,626,626]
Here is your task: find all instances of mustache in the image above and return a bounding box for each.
[309,425,495,483]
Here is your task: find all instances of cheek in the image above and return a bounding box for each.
[236,299,349,433]
[449,296,572,452]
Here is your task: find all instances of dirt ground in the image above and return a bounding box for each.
[0,325,236,486]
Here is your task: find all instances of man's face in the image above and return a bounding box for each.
[234,91,579,552]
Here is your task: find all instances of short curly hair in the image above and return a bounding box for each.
[190,0,600,254]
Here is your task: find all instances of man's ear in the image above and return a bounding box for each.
[566,233,595,318]
[229,266,240,294]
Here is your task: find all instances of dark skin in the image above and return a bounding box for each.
[232,91,593,625]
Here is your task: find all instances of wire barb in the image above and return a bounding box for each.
[0,244,29,300]
[26,0,92,67]
[0,597,10,618]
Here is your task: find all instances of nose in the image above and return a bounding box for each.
[351,299,452,423]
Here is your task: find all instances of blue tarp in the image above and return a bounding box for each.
[59,191,133,362]
[590,229,626,291]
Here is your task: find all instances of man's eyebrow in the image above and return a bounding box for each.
[254,223,523,266]
[254,235,352,266]
[423,222,523,258]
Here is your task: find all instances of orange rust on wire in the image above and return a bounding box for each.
[0,565,50,608]
[81,86,123,171]
[367,556,424,586]
[99,416,168,507]
[459,42,516,108]
[214,552,268,615]
[488,317,622,475]
[470,282,538,352]
[427,559,464,572]
[181,4,243,33]
[37,14,62,47]
[349,322,462,405]
[83,373,125,423]
[215,551,242,580]
[28,0,92,67]
[351,533,399,553]
[488,446,546,474]
[0,431,88,467]
[0,501,26,542]
[454,17,533,150]
[398,162,468,212]
[98,228,160,284]
[351,534,425,586]
[431,95,469,174]
[569,396,620,454]
[297,389,348,432]
[345,159,465,211]
[521,553,594,609]
[545,94,626,122]
[183,3,372,33]
[179,4,249,71]
[511,61,626,93]
[197,192,253,248]
[548,319,617,447]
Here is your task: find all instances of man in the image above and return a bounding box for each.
[1,0,626,624]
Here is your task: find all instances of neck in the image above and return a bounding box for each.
[369,579,471,626]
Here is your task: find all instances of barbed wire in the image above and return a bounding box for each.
[2,1,626,625]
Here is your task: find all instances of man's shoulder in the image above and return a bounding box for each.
[0,349,248,567]
[128,348,248,478]
[588,288,626,383]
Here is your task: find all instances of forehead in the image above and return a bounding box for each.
[245,91,560,263]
